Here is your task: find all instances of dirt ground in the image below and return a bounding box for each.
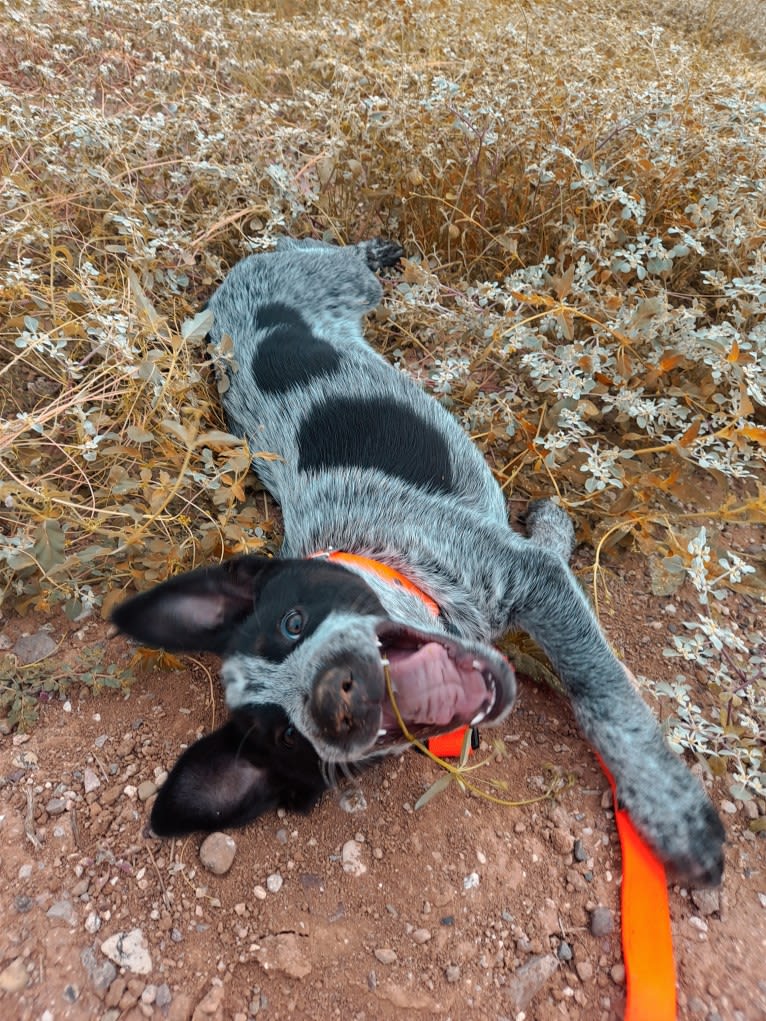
[1,555,764,1021]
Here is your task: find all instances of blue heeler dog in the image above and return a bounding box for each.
[112,237,724,886]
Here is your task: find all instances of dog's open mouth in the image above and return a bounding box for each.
[374,623,514,747]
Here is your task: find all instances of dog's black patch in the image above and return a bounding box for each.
[252,302,340,393]
[150,705,327,836]
[297,396,454,494]
[231,558,384,663]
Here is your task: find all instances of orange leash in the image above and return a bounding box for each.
[318,550,676,1020]
[598,755,677,1021]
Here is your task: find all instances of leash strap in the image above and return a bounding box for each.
[598,755,677,1021]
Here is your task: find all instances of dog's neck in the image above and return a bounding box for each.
[310,550,440,617]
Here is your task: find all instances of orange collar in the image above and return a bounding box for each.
[311,550,441,618]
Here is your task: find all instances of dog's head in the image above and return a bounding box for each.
[112,555,516,834]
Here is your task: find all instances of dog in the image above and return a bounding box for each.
[112,237,724,886]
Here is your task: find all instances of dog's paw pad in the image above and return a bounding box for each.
[362,238,404,271]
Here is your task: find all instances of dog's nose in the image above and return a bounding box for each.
[312,664,378,744]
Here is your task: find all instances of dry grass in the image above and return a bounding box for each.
[1,0,764,789]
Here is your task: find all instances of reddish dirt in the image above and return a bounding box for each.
[0,555,764,1021]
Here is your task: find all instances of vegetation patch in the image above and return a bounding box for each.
[1,0,764,796]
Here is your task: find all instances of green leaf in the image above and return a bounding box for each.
[415,773,454,810]
[32,520,66,574]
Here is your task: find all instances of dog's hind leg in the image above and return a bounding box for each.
[500,502,725,886]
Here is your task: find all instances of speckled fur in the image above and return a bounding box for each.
[196,238,725,882]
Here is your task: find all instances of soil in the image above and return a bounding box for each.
[0,555,764,1021]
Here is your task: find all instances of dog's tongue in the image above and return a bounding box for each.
[382,642,487,728]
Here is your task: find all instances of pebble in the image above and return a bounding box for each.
[155,984,172,1009]
[505,954,559,1010]
[137,780,157,802]
[266,873,283,893]
[744,800,758,820]
[411,928,431,944]
[0,957,28,993]
[253,934,311,979]
[576,961,593,982]
[573,839,588,862]
[199,832,237,875]
[46,797,67,815]
[100,929,153,975]
[13,632,57,664]
[610,963,626,984]
[691,888,720,917]
[47,899,77,926]
[339,789,368,813]
[80,948,116,997]
[374,948,397,965]
[557,941,573,962]
[445,965,460,983]
[720,800,737,815]
[341,840,367,877]
[590,906,614,937]
[463,872,480,889]
[551,828,574,855]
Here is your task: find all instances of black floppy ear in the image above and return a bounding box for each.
[150,721,282,836]
[111,555,276,654]
[150,717,327,836]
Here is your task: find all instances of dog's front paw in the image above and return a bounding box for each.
[361,238,404,271]
[620,762,725,887]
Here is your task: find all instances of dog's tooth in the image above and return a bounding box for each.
[381,657,390,666]
[377,729,387,738]
[472,659,482,670]
[470,711,486,726]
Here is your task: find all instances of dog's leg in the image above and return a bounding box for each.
[503,499,724,886]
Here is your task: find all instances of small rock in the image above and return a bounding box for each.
[155,984,172,1009]
[573,839,588,862]
[590,906,614,937]
[411,928,431,944]
[743,799,758,821]
[0,957,28,993]
[85,911,102,935]
[691,888,720,917]
[341,840,367,877]
[80,948,116,997]
[14,895,33,914]
[719,800,737,815]
[374,948,397,965]
[14,632,57,664]
[557,941,573,962]
[266,873,283,893]
[254,934,311,979]
[100,929,152,975]
[45,797,67,815]
[505,953,558,1011]
[199,832,237,875]
[551,828,574,855]
[463,871,480,889]
[47,899,77,927]
[610,963,626,985]
[575,961,593,982]
[339,789,368,813]
[688,915,708,933]
[445,965,460,983]
[137,781,157,802]
[193,982,225,1015]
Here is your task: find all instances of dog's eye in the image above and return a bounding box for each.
[280,610,304,640]
[282,725,296,748]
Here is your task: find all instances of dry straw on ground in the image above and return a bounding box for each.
[1,0,764,791]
